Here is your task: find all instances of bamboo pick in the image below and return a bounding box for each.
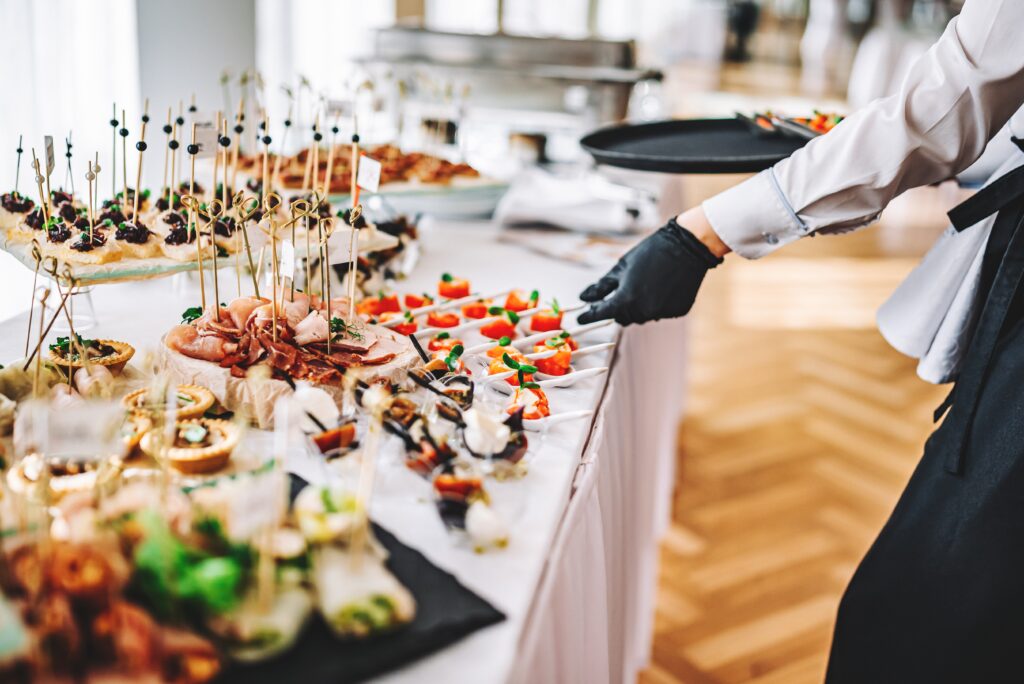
[14,134,23,195]
[223,120,240,297]
[161,108,172,199]
[270,214,279,344]
[92,153,101,220]
[30,151,48,223]
[132,118,148,220]
[260,114,270,204]
[346,120,361,323]
[32,289,49,397]
[272,104,293,191]
[22,284,73,371]
[120,109,128,210]
[321,117,339,197]
[232,191,260,297]
[310,113,321,200]
[175,102,185,193]
[110,103,118,198]
[321,217,334,355]
[209,113,223,322]
[63,132,73,195]
[41,139,53,219]
[86,162,96,244]
[24,242,42,356]
[230,96,245,196]
[168,122,178,210]
[188,123,206,311]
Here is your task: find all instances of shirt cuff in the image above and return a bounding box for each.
[702,169,809,259]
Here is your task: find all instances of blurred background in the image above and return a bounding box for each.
[0,2,967,681]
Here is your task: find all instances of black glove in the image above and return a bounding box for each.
[578,218,722,326]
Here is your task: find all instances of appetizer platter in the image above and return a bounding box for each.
[0,72,623,684]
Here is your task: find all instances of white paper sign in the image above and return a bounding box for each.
[192,114,218,159]
[326,99,353,117]
[280,239,296,279]
[44,136,55,175]
[356,154,381,193]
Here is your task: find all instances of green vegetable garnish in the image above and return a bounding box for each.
[498,336,511,346]
[321,488,339,513]
[522,381,541,390]
[181,306,203,324]
[436,331,450,340]
[506,310,520,324]
[488,306,503,316]
[181,424,208,444]
[441,273,454,283]
[529,289,539,302]
[550,298,560,314]
[502,353,520,370]
[330,317,364,341]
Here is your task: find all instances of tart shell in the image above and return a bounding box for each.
[50,339,135,374]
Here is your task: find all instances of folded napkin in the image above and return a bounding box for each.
[494,167,659,234]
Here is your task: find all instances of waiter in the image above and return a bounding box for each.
[579,2,1024,682]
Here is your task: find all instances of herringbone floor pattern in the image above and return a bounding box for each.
[639,184,956,684]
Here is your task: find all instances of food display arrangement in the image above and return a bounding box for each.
[0,254,615,680]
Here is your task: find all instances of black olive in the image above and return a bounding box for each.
[136,141,147,151]
[187,144,199,155]
[169,140,179,150]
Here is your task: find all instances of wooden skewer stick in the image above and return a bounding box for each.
[230,96,245,197]
[14,134,23,196]
[346,119,361,323]
[260,114,271,203]
[310,113,322,200]
[32,288,49,398]
[86,162,96,244]
[208,113,224,322]
[321,217,334,355]
[222,119,240,297]
[188,123,206,311]
[120,109,128,210]
[161,107,172,198]
[92,153,101,218]
[321,116,339,197]
[167,122,178,210]
[24,242,42,356]
[23,284,73,371]
[110,103,118,198]
[232,191,261,297]
[132,118,148,220]
[272,104,293,191]
[30,151,48,223]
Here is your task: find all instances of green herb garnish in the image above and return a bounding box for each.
[181,306,203,324]
[506,310,520,324]
[331,317,364,341]
[550,298,560,314]
[498,335,511,346]
[529,289,539,303]
[441,272,454,283]
[436,331,450,340]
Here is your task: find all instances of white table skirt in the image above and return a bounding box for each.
[512,318,686,684]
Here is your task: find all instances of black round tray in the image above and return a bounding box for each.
[580,118,810,174]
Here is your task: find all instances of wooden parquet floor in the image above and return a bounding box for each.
[639,188,955,684]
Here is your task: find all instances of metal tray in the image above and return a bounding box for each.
[580,118,810,174]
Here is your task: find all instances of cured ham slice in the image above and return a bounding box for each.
[227,296,268,330]
[166,324,237,362]
[195,306,242,338]
[293,310,330,346]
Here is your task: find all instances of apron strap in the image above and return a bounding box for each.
[939,200,1024,474]
[947,137,1024,232]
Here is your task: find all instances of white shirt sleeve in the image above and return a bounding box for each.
[703,0,1024,259]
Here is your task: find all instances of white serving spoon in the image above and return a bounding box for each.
[416,305,543,339]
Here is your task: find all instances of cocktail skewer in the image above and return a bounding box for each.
[13,135,23,195]
[132,117,148,220]
[186,123,206,311]
[160,108,172,199]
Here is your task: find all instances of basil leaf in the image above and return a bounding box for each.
[520,364,538,374]
[437,332,450,340]
[488,306,504,316]
[441,272,453,283]
[502,353,520,370]
[506,310,520,324]
[523,382,541,390]
[181,306,203,324]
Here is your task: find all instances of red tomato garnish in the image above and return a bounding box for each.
[433,474,484,498]
[529,310,563,332]
[404,293,432,309]
[509,388,550,420]
[486,344,518,359]
[504,290,536,313]
[427,311,460,328]
[393,321,417,336]
[428,335,461,352]
[379,294,401,314]
[357,297,383,317]
[461,301,488,319]
[438,277,470,299]
[480,318,517,340]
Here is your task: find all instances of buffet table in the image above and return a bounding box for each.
[0,218,685,684]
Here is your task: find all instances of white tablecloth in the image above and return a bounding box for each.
[0,219,685,683]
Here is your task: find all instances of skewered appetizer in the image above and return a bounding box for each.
[0,190,34,231]
[238,143,479,193]
[313,546,416,638]
[48,334,135,374]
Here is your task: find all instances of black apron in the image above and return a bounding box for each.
[825,143,1024,683]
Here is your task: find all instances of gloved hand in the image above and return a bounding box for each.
[578,218,723,326]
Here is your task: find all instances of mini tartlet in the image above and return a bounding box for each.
[48,337,135,374]
[122,383,215,419]
[140,418,239,475]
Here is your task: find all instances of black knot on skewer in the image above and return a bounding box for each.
[142,114,150,123]
[262,135,272,145]
[331,126,339,135]
[169,140,180,150]
[352,133,360,144]
[162,124,173,134]
[313,132,323,142]
[176,116,185,126]
[219,136,231,147]
[188,104,197,113]
[16,147,23,154]
[187,143,199,155]
[284,119,292,127]
[109,118,119,127]
[65,151,72,159]
[259,121,266,131]
[136,141,148,152]
[234,124,244,135]
[119,128,129,138]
